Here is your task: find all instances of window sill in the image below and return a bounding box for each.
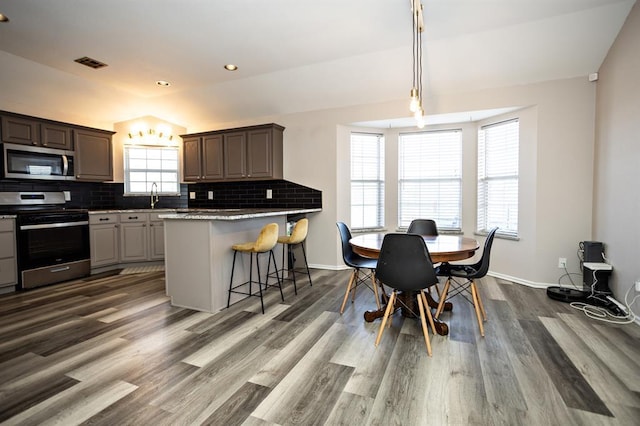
[474,231,520,241]
[352,227,387,234]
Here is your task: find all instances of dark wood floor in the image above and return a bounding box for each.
[0,268,638,425]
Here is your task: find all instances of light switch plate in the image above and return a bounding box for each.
[189,192,196,200]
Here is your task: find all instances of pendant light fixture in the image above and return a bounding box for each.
[409,0,425,128]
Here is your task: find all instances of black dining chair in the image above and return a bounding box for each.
[407,219,438,236]
[374,233,439,355]
[336,222,383,314]
[407,219,442,298]
[434,227,498,337]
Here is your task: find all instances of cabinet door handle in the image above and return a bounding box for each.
[129,216,138,220]
[99,218,110,221]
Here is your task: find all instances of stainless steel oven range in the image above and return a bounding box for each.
[0,192,90,289]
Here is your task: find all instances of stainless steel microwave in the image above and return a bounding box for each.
[2,143,75,181]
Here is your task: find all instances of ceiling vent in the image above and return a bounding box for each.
[74,56,108,69]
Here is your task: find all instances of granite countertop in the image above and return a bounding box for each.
[159,208,321,221]
[89,208,177,214]
[0,214,17,219]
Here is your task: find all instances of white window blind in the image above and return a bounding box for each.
[351,132,385,229]
[477,119,519,237]
[398,130,462,230]
[124,146,180,195]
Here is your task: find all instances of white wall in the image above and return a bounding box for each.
[593,1,640,310]
[272,77,596,286]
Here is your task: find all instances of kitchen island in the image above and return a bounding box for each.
[159,208,320,313]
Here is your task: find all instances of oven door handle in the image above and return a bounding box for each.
[20,221,89,231]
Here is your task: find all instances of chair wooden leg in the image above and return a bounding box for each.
[375,291,396,347]
[371,271,381,310]
[374,271,388,304]
[420,291,437,335]
[474,280,487,321]
[340,269,357,314]
[417,292,432,356]
[435,278,451,318]
[351,270,359,303]
[470,281,485,337]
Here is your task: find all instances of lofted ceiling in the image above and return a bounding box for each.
[0,0,635,130]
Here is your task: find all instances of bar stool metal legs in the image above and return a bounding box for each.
[227,223,283,314]
[280,241,313,295]
[273,218,312,295]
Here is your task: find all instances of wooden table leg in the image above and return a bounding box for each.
[424,291,453,312]
[364,292,450,336]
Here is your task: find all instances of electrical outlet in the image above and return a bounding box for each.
[189,192,196,200]
[635,280,640,292]
[208,191,213,200]
[558,258,567,268]
[266,189,272,199]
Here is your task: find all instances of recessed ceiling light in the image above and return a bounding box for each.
[156,80,171,87]
[0,13,10,23]
[224,64,238,71]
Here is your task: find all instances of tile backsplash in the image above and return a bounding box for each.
[187,180,322,209]
[0,179,321,210]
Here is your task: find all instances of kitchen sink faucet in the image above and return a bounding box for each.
[150,182,159,209]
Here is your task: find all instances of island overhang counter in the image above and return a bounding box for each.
[159,208,320,313]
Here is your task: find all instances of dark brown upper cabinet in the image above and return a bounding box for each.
[1,114,73,150]
[41,123,73,150]
[1,115,41,146]
[182,123,283,183]
[183,135,224,181]
[74,129,114,181]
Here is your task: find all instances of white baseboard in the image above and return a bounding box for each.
[308,263,349,271]
[488,271,553,289]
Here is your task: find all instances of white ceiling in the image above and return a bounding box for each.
[0,0,635,130]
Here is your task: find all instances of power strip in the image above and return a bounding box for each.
[605,295,628,315]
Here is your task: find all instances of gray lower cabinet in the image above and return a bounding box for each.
[0,218,18,288]
[149,213,165,260]
[90,211,166,269]
[89,213,120,268]
[119,213,149,262]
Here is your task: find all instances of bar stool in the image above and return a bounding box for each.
[227,223,283,314]
[276,218,312,295]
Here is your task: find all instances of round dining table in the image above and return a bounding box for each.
[349,233,480,335]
